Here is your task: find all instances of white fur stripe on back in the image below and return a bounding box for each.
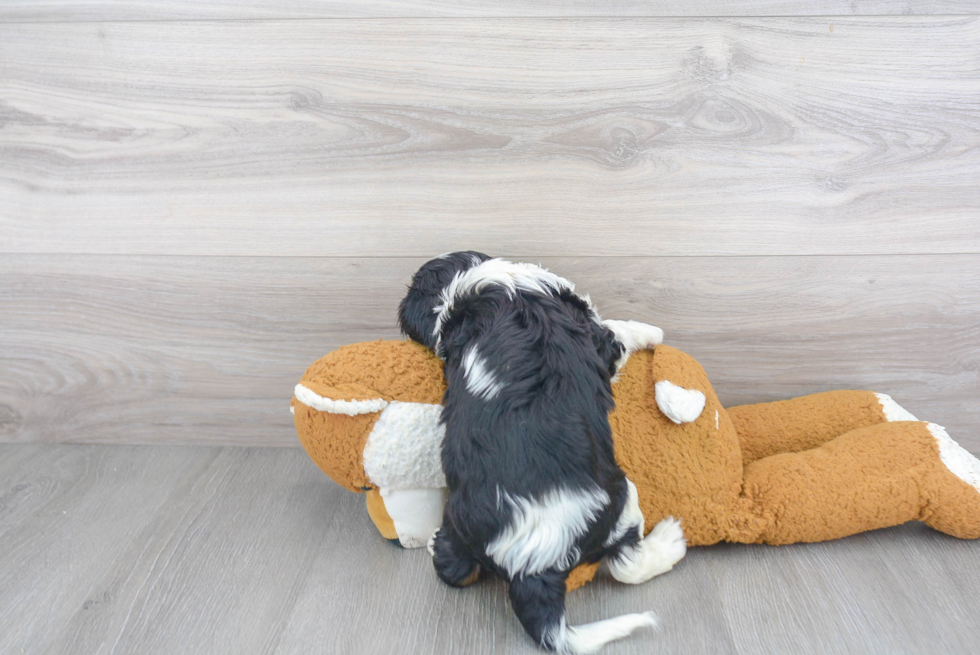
[487,486,609,578]
[432,258,574,347]
[462,345,504,399]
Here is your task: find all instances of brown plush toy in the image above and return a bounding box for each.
[291,339,980,591]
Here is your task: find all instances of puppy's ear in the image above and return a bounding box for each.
[399,251,492,349]
[398,286,438,348]
[594,323,627,378]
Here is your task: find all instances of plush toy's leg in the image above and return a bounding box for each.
[430,521,482,588]
[732,421,980,544]
[727,390,915,466]
[365,487,448,548]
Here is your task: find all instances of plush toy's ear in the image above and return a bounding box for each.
[650,346,708,424]
[292,381,388,492]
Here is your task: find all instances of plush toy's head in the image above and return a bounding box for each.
[291,340,454,548]
[291,340,446,493]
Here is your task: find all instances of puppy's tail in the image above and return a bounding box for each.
[508,572,657,654]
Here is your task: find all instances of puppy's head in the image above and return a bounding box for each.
[398,251,491,348]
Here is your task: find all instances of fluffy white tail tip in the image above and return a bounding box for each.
[552,612,658,655]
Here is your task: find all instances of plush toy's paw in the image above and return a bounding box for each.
[608,516,687,584]
[928,423,980,493]
[379,487,448,549]
[917,423,980,540]
[875,393,919,422]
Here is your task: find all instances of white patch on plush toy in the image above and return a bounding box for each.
[715,410,719,430]
[487,486,609,578]
[294,384,388,416]
[462,345,503,399]
[928,423,980,492]
[362,401,447,489]
[654,381,705,424]
[379,487,448,549]
[602,319,664,376]
[875,393,918,422]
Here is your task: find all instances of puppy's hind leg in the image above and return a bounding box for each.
[430,522,482,588]
[605,480,686,585]
[509,571,657,655]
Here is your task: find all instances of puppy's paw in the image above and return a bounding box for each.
[608,516,687,584]
[648,516,687,569]
[426,529,438,556]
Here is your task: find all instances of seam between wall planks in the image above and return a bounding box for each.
[1,15,978,24]
[4,252,980,259]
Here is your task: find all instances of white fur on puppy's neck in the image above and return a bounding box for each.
[432,258,574,352]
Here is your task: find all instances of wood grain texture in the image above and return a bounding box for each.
[2,253,978,450]
[1,1,978,21]
[1,17,978,256]
[1,444,979,654]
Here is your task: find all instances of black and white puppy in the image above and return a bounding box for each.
[399,252,686,655]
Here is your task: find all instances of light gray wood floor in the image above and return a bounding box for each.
[2,443,979,655]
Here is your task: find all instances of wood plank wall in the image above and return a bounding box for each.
[1,4,978,450]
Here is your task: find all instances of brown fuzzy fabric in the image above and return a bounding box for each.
[735,421,980,543]
[293,402,378,492]
[565,562,601,593]
[293,340,446,492]
[300,340,445,404]
[610,346,742,546]
[728,390,887,466]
